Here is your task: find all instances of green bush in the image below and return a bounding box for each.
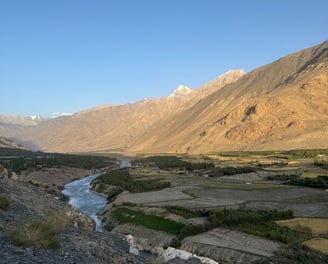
[0,193,10,210]
[178,224,207,239]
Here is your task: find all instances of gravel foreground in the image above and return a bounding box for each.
[0,177,145,264]
[0,176,208,264]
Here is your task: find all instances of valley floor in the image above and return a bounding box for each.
[1,150,328,263]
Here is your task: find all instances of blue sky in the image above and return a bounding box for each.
[1,0,327,117]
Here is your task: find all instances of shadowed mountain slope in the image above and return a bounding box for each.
[128,40,328,153]
[13,70,244,153]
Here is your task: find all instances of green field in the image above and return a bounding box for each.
[112,207,185,235]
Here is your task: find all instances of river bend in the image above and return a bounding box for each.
[62,160,131,232]
[62,172,106,232]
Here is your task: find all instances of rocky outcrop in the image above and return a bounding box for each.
[129,40,328,153]
[66,209,96,231]
[162,247,218,264]
[124,233,219,264]
[113,223,179,253]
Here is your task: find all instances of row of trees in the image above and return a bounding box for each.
[208,208,293,227]
[287,175,328,189]
[132,155,258,176]
[0,152,116,173]
[94,168,171,194]
[209,166,257,177]
[132,155,215,171]
[267,173,328,189]
[177,208,310,243]
[236,222,311,244]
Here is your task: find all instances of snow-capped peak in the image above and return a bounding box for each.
[168,85,192,99]
[29,115,41,120]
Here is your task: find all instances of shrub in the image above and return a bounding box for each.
[0,193,10,210]
[178,224,207,239]
[7,220,60,248]
[6,210,69,249]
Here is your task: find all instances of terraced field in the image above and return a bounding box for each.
[97,150,328,262]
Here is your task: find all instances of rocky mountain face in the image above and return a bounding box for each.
[129,40,328,153]
[10,70,244,153]
[0,115,43,138]
[2,41,328,154]
[0,137,25,149]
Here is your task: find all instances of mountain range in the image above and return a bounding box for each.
[1,40,328,154]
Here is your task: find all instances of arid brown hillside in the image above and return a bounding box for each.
[129,40,328,153]
[0,137,25,149]
[0,115,43,137]
[13,70,244,152]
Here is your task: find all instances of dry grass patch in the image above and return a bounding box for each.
[303,238,328,254]
[0,193,10,210]
[5,210,70,248]
[277,218,328,235]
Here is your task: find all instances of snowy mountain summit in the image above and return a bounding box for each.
[168,85,192,99]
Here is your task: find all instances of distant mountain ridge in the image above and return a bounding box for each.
[2,41,328,154]
[0,136,25,149]
[129,40,328,153]
[168,85,193,98]
[3,69,244,152]
[0,114,45,138]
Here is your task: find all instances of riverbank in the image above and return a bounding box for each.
[0,176,145,263]
[62,173,107,232]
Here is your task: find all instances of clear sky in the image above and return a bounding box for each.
[1,0,327,117]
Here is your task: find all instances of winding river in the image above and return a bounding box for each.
[62,160,131,232]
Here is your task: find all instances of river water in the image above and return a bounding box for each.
[62,172,106,231]
[62,160,131,232]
